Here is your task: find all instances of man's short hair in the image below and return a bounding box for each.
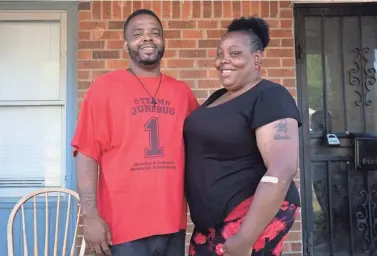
[123,9,163,40]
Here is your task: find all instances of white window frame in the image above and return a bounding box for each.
[0,11,67,197]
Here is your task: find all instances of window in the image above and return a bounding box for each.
[0,12,67,197]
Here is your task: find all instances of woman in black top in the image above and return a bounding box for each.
[184,16,302,256]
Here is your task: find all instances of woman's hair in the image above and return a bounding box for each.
[227,16,270,52]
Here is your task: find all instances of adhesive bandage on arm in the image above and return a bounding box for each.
[261,176,279,184]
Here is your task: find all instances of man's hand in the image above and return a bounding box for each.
[83,213,112,256]
[222,233,252,256]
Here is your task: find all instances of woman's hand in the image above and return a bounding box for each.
[222,233,252,256]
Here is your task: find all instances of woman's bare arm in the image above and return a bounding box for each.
[237,118,299,243]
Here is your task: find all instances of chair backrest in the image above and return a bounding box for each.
[7,188,86,256]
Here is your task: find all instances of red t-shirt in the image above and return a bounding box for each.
[71,69,199,245]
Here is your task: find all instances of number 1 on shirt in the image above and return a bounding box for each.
[145,117,164,158]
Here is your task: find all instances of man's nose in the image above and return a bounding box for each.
[143,33,152,41]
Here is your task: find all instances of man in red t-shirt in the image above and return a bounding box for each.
[72,9,199,256]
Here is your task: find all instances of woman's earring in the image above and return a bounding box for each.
[256,63,261,71]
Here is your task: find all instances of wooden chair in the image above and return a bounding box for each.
[7,188,86,256]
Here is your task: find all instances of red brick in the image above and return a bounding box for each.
[162,1,171,19]
[282,39,294,47]
[172,1,181,19]
[266,49,294,58]
[167,40,197,49]
[93,50,120,59]
[269,38,282,47]
[108,21,123,30]
[181,79,196,88]
[78,60,105,69]
[206,29,226,38]
[196,59,215,68]
[164,50,178,58]
[242,1,251,16]
[281,9,294,19]
[179,50,206,58]
[263,58,281,68]
[79,40,105,49]
[270,1,279,18]
[183,30,203,39]
[198,20,219,29]
[166,59,195,68]
[220,20,232,29]
[78,50,91,59]
[192,89,208,99]
[78,71,90,80]
[122,1,132,18]
[78,81,91,90]
[283,78,296,87]
[203,1,212,18]
[267,68,295,77]
[106,40,123,49]
[291,242,302,252]
[270,29,293,39]
[181,1,192,19]
[232,1,241,17]
[198,79,220,88]
[164,30,181,39]
[261,1,270,17]
[79,21,106,31]
[102,1,111,19]
[78,11,91,20]
[250,1,261,16]
[78,31,91,40]
[152,1,162,18]
[281,20,293,29]
[142,1,152,10]
[112,1,122,19]
[198,40,218,48]
[213,1,222,18]
[282,58,295,67]
[223,1,232,18]
[179,70,207,79]
[168,21,196,29]
[91,1,101,19]
[192,1,201,18]
[106,60,129,69]
[133,1,141,11]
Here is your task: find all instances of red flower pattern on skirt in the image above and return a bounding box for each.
[193,232,207,244]
[189,200,299,256]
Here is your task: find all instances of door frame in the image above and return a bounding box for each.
[0,1,78,254]
[294,2,377,255]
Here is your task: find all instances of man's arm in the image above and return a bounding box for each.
[77,152,99,216]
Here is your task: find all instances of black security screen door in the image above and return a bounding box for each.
[295,3,377,256]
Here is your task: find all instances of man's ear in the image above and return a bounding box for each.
[123,41,129,53]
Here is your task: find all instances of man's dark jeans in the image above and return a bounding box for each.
[111,230,186,256]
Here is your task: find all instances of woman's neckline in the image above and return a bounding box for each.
[205,79,264,109]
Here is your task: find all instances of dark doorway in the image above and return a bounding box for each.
[295,3,377,256]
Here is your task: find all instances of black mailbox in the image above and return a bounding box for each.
[352,133,377,171]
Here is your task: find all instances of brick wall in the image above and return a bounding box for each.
[77,1,301,255]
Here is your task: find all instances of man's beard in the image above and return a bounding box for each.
[128,46,165,66]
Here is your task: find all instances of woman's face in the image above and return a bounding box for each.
[214,31,261,91]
